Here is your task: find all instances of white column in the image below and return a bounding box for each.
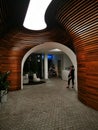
[44,54,48,79]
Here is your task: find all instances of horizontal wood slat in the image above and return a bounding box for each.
[57,0,98,110]
[0,27,73,91]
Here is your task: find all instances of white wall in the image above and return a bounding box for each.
[62,53,73,70]
[50,54,74,80]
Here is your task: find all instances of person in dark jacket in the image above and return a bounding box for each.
[67,65,75,88]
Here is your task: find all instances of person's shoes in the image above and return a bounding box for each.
[67,86,69,88]
[72,86,74,88]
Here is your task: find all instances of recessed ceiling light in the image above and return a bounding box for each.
[50,49,61,52]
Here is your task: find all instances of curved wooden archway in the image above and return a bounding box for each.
[0,0,97,110]
[21,42,77,90]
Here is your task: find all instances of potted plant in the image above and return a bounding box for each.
[0,71,10,103]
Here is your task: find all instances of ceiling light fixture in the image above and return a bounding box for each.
[23,0,52,30]
[50,49,61,52]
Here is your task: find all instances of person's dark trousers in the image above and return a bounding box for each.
[68,77,71,86]
[72,77,74,86]
[68,77,74,87]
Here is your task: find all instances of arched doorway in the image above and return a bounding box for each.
[21,42,77,90]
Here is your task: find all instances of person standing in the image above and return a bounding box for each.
[67,65,75,88]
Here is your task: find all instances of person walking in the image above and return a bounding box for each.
[67,65,75,88]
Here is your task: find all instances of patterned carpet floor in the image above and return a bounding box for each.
[0,78,98,130]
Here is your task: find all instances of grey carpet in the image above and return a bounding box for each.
[0,78,98,130]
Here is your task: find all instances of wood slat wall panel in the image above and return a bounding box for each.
[57,0,98,110]
[0,27,73,91]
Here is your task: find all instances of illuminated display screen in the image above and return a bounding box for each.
[42,54,53,59]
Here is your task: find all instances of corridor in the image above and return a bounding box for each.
[0,78,98,130]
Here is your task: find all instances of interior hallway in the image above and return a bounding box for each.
[0,78,98,130]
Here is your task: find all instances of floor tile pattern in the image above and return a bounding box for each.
[0,78,98,130]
